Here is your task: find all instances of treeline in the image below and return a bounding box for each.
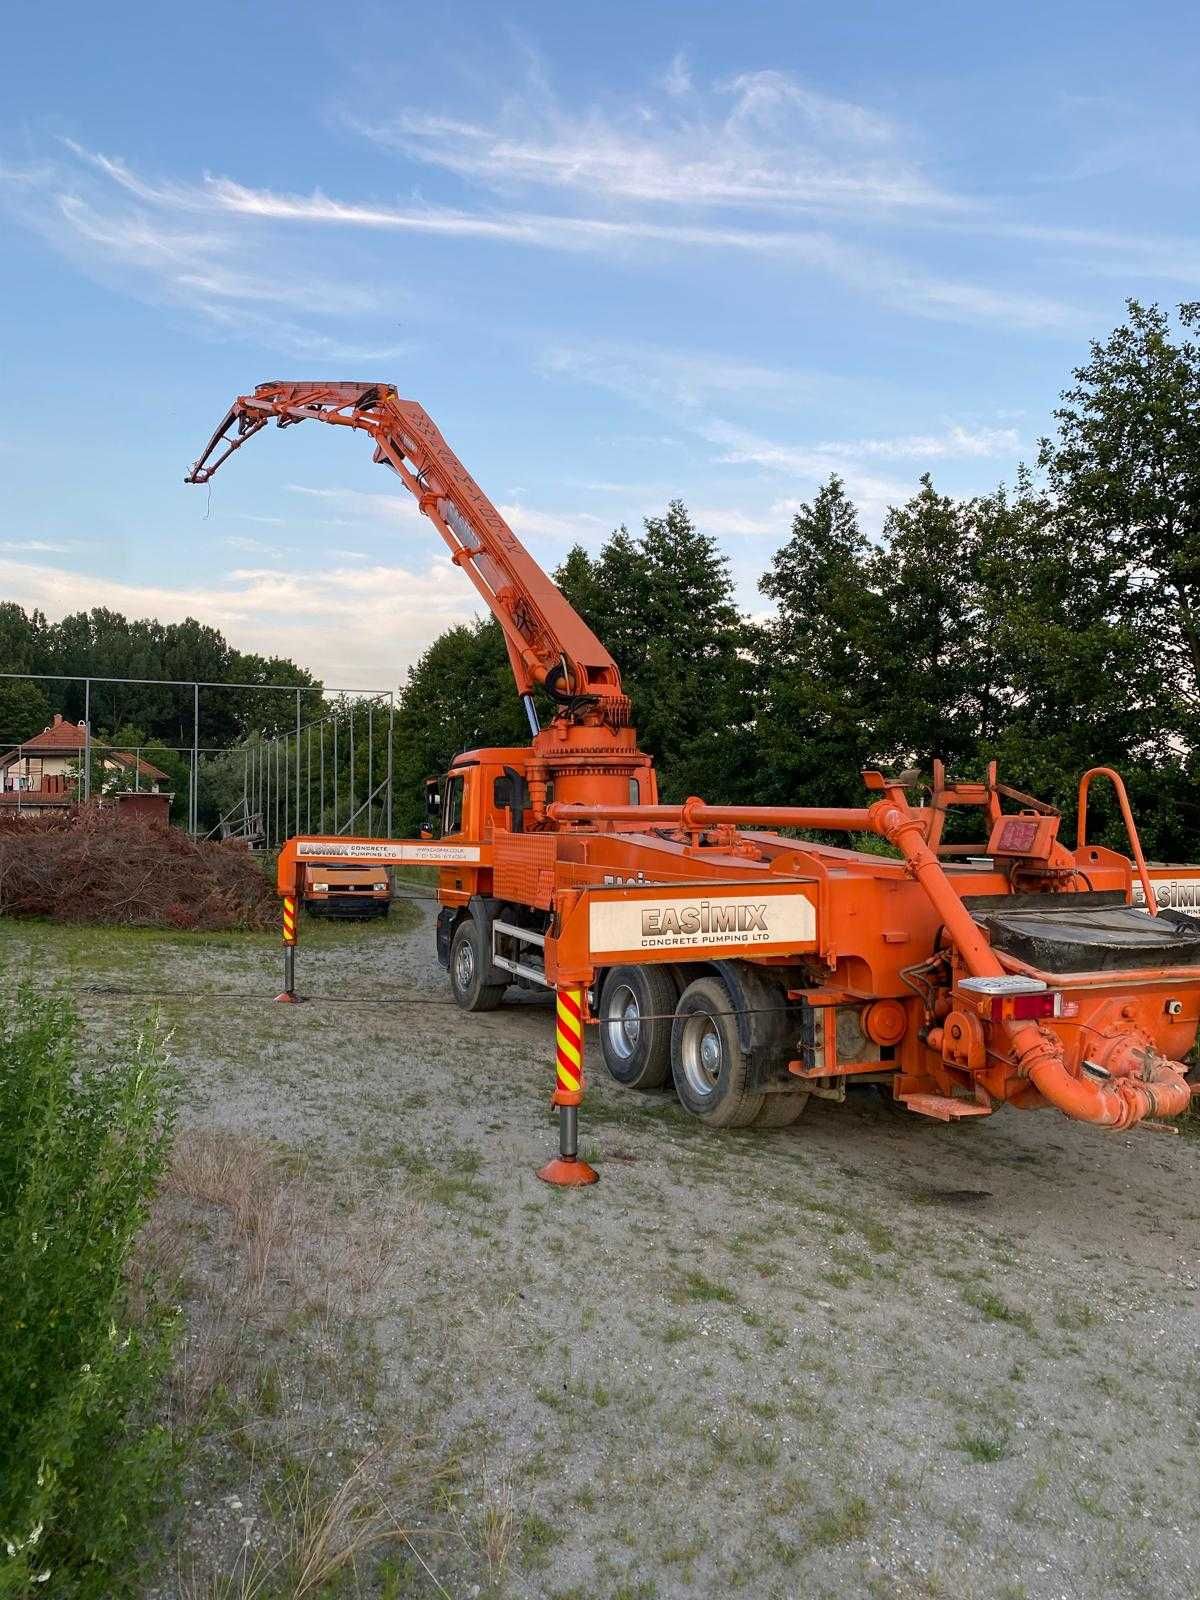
[0,607,319,753]
[394,301,1200,858]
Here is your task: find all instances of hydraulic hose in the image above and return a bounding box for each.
[869,798,1192,1130]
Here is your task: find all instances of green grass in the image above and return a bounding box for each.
[962,1284,1036,1335]
[956,1429,1010,1463]
[676,1271,738,1305]
[804,1493,874,1548]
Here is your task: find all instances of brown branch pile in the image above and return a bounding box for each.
[0,807,279,931]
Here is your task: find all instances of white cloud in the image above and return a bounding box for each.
[0,146,400,357]
[352,69,958,216]
[223,534,294,558]
[702,421,920,530]
[1,139,1082,333]
[540,341,802,409]
[661,52,692,99]
[0,553,478,687]
[0,539,78,553]
[496,503,608,543]
[284,484,424,524]
[814,423,1021,461]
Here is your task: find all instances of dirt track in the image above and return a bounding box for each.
[6,904,1200,1599]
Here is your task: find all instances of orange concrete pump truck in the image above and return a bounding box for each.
[188,382,1200,1146]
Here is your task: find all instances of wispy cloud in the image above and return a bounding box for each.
[0,538,78,554]
[351,69,959,216]
[285,484,424,524]
[0,144,403,358]
[1,135,1083,334]
[813,423,1021,461]
[223,534,294,559]
[540,341,805,410]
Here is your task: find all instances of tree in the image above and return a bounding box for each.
[391,619,533,833]
[756,476,882,805]
[1038,300,1200,742]
[559,504,753,801]
[0,680,52,748]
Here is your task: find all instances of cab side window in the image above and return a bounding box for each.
[443,773,465,836]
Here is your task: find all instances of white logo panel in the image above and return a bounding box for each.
[589,891,816,954]
[296,840,481,863]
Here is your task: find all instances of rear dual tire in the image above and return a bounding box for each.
[671,975,809,1130]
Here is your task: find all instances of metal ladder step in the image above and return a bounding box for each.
[899,1093,992,1121]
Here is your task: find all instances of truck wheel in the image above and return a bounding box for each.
[449,918,506,1012]
[753,1092,810,1128]
[671,976,765,1128]
[598,965,679,1089]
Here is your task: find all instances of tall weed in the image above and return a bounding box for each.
[0,985,179,1598]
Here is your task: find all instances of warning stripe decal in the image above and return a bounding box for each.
[555,987,584,1092]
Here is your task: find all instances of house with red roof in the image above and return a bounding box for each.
[0,715,171,815]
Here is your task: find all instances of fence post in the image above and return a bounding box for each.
[83,677,91,802]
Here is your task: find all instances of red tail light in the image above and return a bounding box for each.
[1001,992,1062,1021]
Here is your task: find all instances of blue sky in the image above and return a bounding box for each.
[2,0,1198,687]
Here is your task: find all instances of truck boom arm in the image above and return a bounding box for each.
[186,382,630,729]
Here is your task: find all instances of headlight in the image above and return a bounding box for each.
[373,882,388,891]
[311,881,329,892]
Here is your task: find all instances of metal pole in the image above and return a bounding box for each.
[320,720,325,833]
[387,692,394,839]
[348,702,355,833]
[83,678,91,802]
[295,688,301,837]
[192,683,200,834]
[135,745,141,793]
[306,725,311,835]
[275,738,281,846]
[333,717,339,833]
[367,700,374,837]
[284,734,290,841]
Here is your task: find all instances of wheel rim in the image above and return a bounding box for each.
[602,982,642,1062]
[454,938,475,992]
[680,1010,722,1097]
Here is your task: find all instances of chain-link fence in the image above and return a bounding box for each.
[0,672,395,849]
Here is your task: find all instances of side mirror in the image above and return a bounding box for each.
[494,767,530,833]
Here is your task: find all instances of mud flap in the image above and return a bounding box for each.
[710,961,797,1090]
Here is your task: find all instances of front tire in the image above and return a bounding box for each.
[449,918,506,1012]
[671,976,765,1128]
[598,965,679,1089]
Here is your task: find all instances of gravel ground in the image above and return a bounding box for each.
[4,903,1200,1600]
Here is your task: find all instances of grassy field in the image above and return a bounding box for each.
[3,907,1200,1599]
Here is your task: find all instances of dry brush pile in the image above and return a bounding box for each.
[0,807,278,931]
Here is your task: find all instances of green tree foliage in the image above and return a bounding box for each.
[0,606,319,747]
[756,476,881,804]
[557,501,755,801]
[384,302,1200,859]
[391,620,534,833]
[0,680,52,748]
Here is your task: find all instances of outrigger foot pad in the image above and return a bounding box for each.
[537,1156,599,1187]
